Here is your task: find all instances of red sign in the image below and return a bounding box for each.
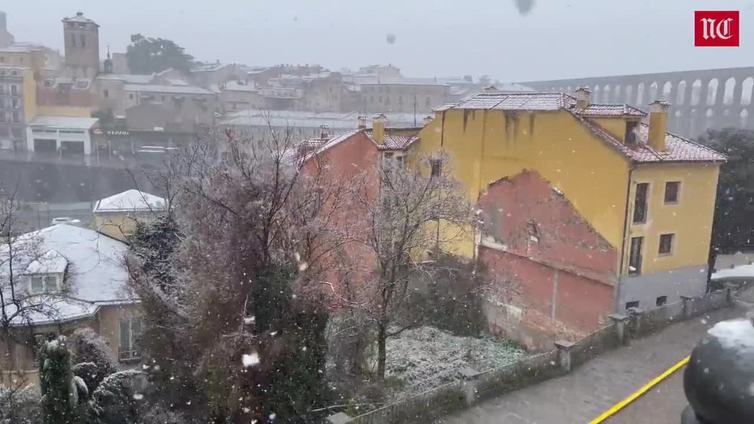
[695,11,739,47]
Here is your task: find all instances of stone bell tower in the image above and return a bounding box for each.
[62,11,100,78]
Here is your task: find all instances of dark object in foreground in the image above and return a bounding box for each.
[682,318,754,423]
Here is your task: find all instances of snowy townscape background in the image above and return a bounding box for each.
[2,1,754,423]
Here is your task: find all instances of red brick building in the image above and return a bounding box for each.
[477,170,617,348]
[299,117,420,305]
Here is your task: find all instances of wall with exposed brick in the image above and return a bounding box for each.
[477,170,617,348]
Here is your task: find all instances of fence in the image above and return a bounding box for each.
[334,288,735,424]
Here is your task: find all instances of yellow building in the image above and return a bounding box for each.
[93,189,167,241]
[417,89,725,311]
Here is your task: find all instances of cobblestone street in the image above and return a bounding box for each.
[438,305,744,424]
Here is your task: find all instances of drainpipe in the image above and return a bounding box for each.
[616,164,635,311]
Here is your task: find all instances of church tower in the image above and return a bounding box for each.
[0,11,15,47]
[62,11,100,78]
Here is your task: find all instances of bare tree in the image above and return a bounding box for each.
[0,182,59,386]
[127,125,353,422]
[344,156,472,380]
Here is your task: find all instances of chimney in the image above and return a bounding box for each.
[648,100,669,151]
[423,115,434,126]
[357,115,367,130]
[373,113,387,144]
[575,87,591,109]
[319,125,330,140]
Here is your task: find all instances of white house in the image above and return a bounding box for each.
[93,189,166,241]
[0,224,140,384]
[26,115,99,156]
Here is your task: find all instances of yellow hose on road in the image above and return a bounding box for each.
[589,355,690,424]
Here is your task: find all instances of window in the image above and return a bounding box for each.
[625,301,640,310]
[129,93,134,100]
[625,121,638,144]
[527,221,539,243]
[664,181,680,204]
[656,296,667,307]
[119,318,143,361]
[69,33,75,48]
[11,98,18,109]
[629,236,643,275]
[103,89,109,98]
[430,159,442,177]
[632,183,648,223]
[11,111,19,123]
[30,274,58,294]
[80,34,86,48]
[658,233,674,256]
[10,85,17,96]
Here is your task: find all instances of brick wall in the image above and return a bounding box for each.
[478,170,617,347]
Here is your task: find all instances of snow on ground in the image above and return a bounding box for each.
[385,326,525,393]
[711,263,754,281]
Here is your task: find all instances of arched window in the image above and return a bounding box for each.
[649,81,659,101]
[706,79,719,105]
[741,77,754,106]
[624,85,634,104]
[690,79,702,106]
[723,77,736,105]
[636,82,645,105]
[662,82,673,101]
[613,84,622,102]
[602,84,611,103]
[676,80,687,105]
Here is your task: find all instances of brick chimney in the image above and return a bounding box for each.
[357,115,367,130]
[648,100,669,151]
[575,87,591,109]
[373,113,387,144]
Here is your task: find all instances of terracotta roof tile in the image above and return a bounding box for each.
[450,92,572,111]
[575,104,646,117]
[576,116,726,163]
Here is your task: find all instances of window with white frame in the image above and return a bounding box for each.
[30,274,59,294]
[119,317,142,361]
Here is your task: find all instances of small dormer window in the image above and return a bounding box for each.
[30,274,59,294]
[25,250,67,294]
[625,121,639,144]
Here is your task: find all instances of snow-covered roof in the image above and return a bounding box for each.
[711,263,754,281]
[24,249,68,274]
[1,224,133,326]
[124,84,214,95]
[96,73,155,84]
[29,116,99,130]
[93,189,166,213]
[62,12,98,25]
[441,92,726,164]
[222,109,421,129]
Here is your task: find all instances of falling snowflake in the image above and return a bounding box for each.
[133,393,144,400]
[269,413,277,421]
[242,352,261,367]
[244,316,256,325]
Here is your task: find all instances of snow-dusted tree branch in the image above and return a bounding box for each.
[345,154,473,379]
[0,181,60,382]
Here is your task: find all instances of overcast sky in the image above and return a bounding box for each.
[3,0,753,82]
